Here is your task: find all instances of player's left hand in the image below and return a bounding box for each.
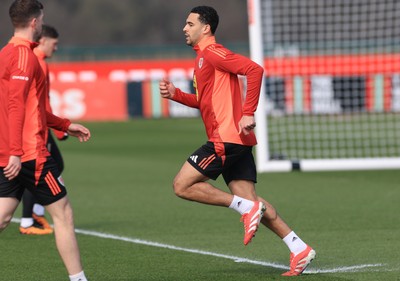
[67,123,91,142]
[238,115,256,135]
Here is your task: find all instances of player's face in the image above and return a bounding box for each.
[41,37,58,58]
[183,13,206,47]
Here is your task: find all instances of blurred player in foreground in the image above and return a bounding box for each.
[159,6,315,276]
[19,24,67,235]
[0,1,89,280]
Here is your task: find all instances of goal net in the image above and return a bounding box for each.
[248,0,400,172]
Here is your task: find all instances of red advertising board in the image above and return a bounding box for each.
[47,55,400,120]
[48,59,196,120]
[50,80,127,121]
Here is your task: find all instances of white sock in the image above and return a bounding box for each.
[283,231,307,255]
[69,271,88,281]
[33,204,45,216]
[20,217,34,228]
[229,195,254,215]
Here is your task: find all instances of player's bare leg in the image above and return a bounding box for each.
[0,197,19,231]
[228,180,315,275]
[228,180,292,237]
[46,196,84,276]
[258,198,292,238]
[173,161,233,206]
[174,163,265,245]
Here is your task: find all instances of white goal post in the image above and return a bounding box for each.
[247,0,400,172]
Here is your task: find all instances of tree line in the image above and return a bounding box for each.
[0,0,248,48]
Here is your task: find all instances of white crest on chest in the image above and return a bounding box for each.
[198,57,204,69]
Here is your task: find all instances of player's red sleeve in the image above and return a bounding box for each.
[46,111,71,132]
[211,50,264,116]
[53,129,69,140]
[8,47,32,157]
[171,88,199,108]
[240,61,264,116]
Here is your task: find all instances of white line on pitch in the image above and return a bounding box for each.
[11,218,384,274]
[74,228,384,274]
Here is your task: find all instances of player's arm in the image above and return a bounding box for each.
[5,77,23,179]
[8,47,32,159]
[234,55,263,135]
[211,49,263,135]
[4,47,34,179]
[46,110,71,131]
[46,111,90,142]
[52,129,69,141]
[159,78,199,108]
[214,51,264,116]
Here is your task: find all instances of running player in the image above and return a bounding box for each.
[159,6,316,276]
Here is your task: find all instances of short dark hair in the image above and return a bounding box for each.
[41,25,59,39]
[9,0,43,28]
[34,24,58,42]
[190,6,219,35]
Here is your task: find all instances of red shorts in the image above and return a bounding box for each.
[187,142,257,184]
[0,157,67,205]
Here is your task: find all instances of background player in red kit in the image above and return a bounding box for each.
[159,6,315,276]
[19,24,66,235]
[0,1,89,280]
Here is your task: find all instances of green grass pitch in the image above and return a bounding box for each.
[1,118,399,281]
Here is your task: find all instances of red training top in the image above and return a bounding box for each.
[34,48,67,140]
[172,36,264,146]
[0,36,70,167]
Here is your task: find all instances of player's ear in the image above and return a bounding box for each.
[203,24,211,34]
[30,17,37,29]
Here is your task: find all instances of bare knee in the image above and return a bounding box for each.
[46,197,74,227]
[172,178,190,199]
[0,198,19,232]
[61,204,74,224]
[0,215,12,232]
[172,180,186,198]
[59,205,73,224]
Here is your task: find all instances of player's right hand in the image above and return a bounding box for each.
[159,78,176,99]
[3,155,21,180]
